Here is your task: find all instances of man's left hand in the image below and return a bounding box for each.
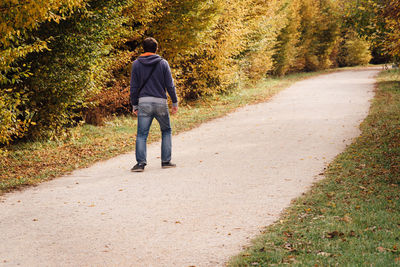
[171,106,178,115]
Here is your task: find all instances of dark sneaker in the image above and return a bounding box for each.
[131,163,146,172]
[161,162,176,169]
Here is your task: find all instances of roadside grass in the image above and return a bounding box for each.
[229,69,400,266]
[0,71,323,194]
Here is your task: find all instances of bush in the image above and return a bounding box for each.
[83,53,133,125]
[0,90,29,145]
[20,10,107,139]
[338,31,372,67]
[0,0,85,144]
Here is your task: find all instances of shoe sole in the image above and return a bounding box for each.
[162,165,176,169]
[131,169,144,172]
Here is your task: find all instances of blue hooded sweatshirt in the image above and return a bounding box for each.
[130,54,178,111]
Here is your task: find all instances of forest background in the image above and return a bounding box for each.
[0,0,399,146]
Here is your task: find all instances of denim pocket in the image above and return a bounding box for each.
[138,103,153,117]
[155,103,169,116]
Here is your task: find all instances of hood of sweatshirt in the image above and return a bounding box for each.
[137,54,163,66]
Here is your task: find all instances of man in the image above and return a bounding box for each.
[130,37,178,172]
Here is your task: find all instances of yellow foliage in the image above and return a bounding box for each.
[165,0,251,99]
[244,0,285,81]
[383,0,400,58]
[295,0,340,71]
[168,0,285,100]
[339,30,372,66]
[0,0,85,83]
[273,0,302,76]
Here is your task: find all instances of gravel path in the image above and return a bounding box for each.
[0,69,378,267]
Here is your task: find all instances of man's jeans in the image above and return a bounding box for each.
[136,102,172,164]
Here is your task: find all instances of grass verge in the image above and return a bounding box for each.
[229,69,400,266]
[0,71,325,194]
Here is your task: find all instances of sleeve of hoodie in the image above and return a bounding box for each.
[129,62,139,111]
[163,60,178,107]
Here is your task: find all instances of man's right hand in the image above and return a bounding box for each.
[133,110,138,116]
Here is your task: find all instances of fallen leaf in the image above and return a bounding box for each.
[326,231,344,239]
[317,251,331,257]
[365,226,377,232]
[283,243,296,252]
[282,255,298,263]
[348,230,356,237]
[326,192,335,198]
[340,215,352,223]
[377,247,386,252]
[283,232,292,237]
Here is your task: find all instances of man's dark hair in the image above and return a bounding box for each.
[142,37,158,53]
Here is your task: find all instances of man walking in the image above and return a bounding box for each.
[130,37,178,172]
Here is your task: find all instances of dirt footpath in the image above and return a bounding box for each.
[0,69,379,266]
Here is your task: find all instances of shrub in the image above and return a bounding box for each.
[0,90,29,145]
[338,31,372,66]
[0,0,85,144]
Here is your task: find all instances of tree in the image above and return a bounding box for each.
[382,0,400,59]
[273,0,302,76]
